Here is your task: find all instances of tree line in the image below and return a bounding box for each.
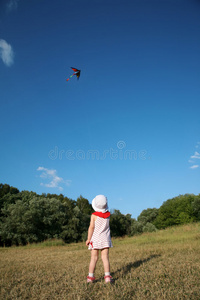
[0,183,199,246]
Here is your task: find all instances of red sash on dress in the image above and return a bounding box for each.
[92,211,110,218]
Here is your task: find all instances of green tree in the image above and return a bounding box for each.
[0,196,67,245]
[192,195,200,221]
[143,222,157,233]
[137,208,159,225]
[0,200,34,245]
[76,195,93,215]
[130,220,143,236]
[28,197,66,240]
[110,210,132,237]
[153,194,196,229]
[61,206,81,243]
[0,184,11,197]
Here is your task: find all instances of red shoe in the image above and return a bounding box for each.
[87,276,95,283]
[104,275,114,283]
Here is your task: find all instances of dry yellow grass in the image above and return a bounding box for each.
[0,223,200,299]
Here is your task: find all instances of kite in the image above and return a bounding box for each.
[66,67,81,82]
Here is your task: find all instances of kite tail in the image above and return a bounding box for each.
[66,73,76,82]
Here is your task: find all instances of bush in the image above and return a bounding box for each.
[143,222,157,233]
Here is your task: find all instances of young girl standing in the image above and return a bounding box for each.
[86,195,113,283]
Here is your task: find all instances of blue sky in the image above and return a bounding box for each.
[0,0,200,218]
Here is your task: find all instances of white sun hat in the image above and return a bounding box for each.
[92,195,108,213]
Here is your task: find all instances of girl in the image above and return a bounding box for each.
[86,195,113,283]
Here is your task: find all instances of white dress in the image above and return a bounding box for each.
[88,216,113,250]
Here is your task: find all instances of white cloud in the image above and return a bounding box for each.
[188,160,194,163]
[190,165,199,169]
[188,144,200,170]
[195,142,200,148]
[65,180,72,187]
[0,39,14,67]
[7,0,19,12]
[190,151,200,159]
[37,167,71,191]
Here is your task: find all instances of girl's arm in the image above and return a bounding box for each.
[86,214,95,246]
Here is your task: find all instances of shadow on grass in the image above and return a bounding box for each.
[112,254,161,280]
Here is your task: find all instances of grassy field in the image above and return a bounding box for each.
[0,223,200,300]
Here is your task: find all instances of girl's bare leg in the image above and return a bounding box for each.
[101,248,110,273]
[89,249,99,274]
